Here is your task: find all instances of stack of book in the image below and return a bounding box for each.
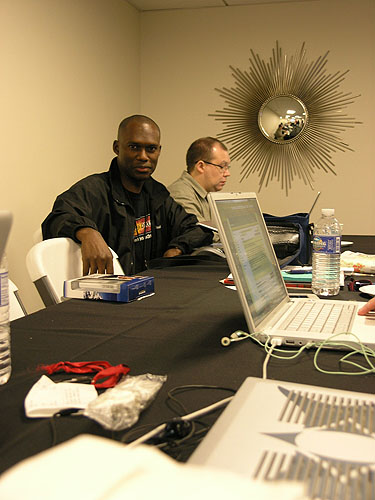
[281,267,312,290]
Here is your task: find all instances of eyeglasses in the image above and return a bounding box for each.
[199,160,231,172]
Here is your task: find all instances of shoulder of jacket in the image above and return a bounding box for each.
[145,177,170,200]
[71,170,109,187]
[59,172,110,201]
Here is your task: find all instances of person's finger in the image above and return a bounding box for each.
[358,297,375,316]
[89,258,99,275]
[82,257,90,276]
[107,258,114,275]
[94,254,114,274]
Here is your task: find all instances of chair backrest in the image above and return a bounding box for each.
[26,237,124,307]
[9,279,27,321]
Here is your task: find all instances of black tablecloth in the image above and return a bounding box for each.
[0,259,372,474]
[342,235,375,255]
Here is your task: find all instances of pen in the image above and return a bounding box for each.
[197,222,219,233]
[285,268,312,274]
[57,376,93,384]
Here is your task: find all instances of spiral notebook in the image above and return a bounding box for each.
[207,192,373,349]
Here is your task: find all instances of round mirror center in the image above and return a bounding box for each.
[258,95,307,143]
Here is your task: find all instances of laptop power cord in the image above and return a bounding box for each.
[262,337,282,380]
[254,330,375,378]
[221,328,375,379]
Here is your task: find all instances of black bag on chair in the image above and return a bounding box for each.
[263,212,313,268]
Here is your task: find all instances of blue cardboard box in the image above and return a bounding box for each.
[64,274,154,302]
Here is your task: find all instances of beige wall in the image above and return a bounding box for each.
[1,0,140,313]
[139,0,374,232]
[2,0,374,315]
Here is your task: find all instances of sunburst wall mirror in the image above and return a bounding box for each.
[211,42,361,195]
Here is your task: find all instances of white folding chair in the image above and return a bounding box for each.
[26,237,124,307]
[9,279,27,321]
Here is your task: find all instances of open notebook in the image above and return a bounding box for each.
[207,192,373,349]
[188,376,375,499]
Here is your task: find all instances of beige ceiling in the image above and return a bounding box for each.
[126,0,315,11]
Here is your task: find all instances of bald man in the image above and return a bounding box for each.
[42,115,212,275]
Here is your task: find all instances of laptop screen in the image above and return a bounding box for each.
[213,196,287,329]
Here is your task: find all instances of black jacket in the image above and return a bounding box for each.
[42,158,213,274]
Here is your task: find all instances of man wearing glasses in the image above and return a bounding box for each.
[168,137,231,228]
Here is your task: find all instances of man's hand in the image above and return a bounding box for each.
[163,247,183,258]
[76,228,114,275]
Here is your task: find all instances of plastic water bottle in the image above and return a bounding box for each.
[0,253,11,384]
[311,209,341,297]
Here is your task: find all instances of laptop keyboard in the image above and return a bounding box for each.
[281,301,357,334]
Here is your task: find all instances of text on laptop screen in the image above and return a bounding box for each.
[215,197,287,328]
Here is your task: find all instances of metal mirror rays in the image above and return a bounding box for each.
[211,42,361,195]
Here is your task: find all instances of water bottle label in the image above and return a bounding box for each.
[313,236,341,254]
[0,271,9,307]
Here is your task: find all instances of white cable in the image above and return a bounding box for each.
[127,423,166,448]
[262,346,274,380]
[127,396,233,448]
[262,338,282,380]
[181,396,233,420]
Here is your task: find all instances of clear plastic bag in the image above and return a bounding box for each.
[84,373,167,431]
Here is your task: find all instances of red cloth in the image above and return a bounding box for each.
[37,361,130,388]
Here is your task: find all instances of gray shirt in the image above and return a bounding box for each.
[168,170,211,222]
[168,171,221,243]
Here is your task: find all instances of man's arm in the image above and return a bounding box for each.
[168,178,221,243]
[42,176,115,275]
[168,179,207,222]
[169,191,205,222]
[42,180,103,243]
[164,196,213,254]
[76,228,114,275]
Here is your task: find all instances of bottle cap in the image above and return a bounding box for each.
[322,208,334,217]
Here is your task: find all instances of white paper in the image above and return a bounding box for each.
[0,435,306,500]
[24,375,98,418]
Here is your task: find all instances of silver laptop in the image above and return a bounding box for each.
[0,211,12,262]
[189,376,375,499]
[207,192,374,349]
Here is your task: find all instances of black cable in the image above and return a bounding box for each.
[158,423,212,461]
[166,384,236,415]
[120,384,236,459]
